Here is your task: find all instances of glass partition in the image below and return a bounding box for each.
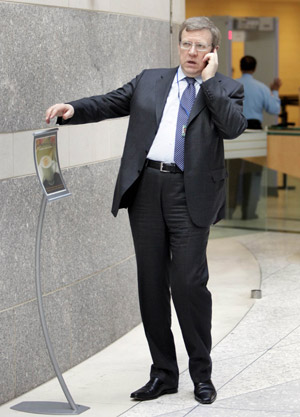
[215,158,300,234]
[267,173,300,233]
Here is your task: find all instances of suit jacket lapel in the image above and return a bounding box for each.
[155,67,178,127]
[188,73,222,125]
[188,88,206,125]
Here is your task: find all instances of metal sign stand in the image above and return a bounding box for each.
[11,129,89,415]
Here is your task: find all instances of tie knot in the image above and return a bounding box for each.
[185,77,195,86]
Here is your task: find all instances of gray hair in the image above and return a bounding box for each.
[179,17,221,48]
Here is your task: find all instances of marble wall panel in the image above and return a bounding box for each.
[0,175,41,310]
[171,23,181,68]
[0,2,170,134]
[0,159,134,309]
[68,258,139,366]
[14,292,74,397]
[0,310,16,404]
[0,158,139,402]
[108,256,140,340]
[3,238,137,400]
[2,0,178,21]
[39,159,134,294]
[14,301,55,397]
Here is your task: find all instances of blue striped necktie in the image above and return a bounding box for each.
[174,77,196,171]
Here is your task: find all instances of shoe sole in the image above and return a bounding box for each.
[131,387,178,401]
[194,392,217,404]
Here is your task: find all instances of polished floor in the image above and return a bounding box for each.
[2,229,300,417]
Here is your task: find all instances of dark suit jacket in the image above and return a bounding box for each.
[60,67,247,227]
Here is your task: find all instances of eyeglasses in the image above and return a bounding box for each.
[180,41,212,52]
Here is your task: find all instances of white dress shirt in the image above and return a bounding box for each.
[147,66,202,163]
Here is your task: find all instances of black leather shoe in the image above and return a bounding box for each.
[130,377,178,401]
[194,379,217,404]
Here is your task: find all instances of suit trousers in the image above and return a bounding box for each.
[128,165,212,386]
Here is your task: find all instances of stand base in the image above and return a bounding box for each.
[11,401,89,415]
[251,289,262,299]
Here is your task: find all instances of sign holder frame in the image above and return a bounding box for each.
[33,128,71,201]
[11,129,89,415]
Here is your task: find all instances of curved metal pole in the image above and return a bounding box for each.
[35,195,78,412]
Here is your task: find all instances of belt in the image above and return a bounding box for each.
[247,119,262,130]
[145,159,183,173]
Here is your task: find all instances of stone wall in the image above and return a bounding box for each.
[0,0,185,405]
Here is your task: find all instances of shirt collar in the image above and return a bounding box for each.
[242,73,254,79]
[178,66,203,85]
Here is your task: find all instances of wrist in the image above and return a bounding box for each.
[202,75,214,82]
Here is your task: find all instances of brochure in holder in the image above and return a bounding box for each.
[33,128,70,201]
[11,128,89,415]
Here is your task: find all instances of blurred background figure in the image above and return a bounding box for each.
[236,55,281,130]
[228,55,282,220]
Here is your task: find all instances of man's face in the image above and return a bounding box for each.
[178,28,213,77]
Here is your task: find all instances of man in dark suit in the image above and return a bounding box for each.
[46,16,247,405]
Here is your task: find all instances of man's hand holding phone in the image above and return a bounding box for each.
[201,48,218,82]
